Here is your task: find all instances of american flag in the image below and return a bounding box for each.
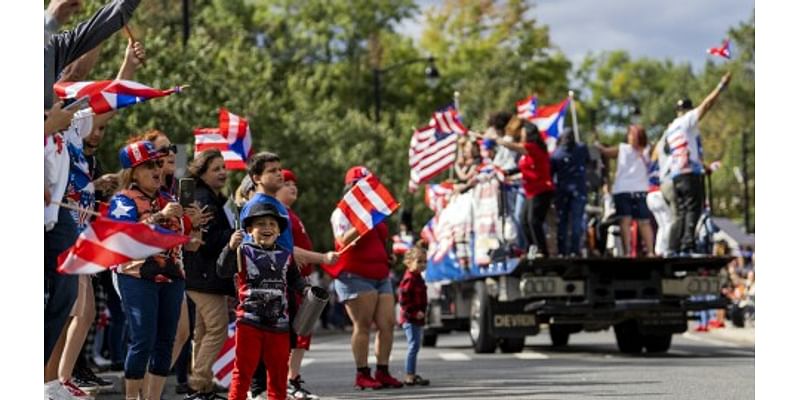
[54,79,182,114]
[212,322,236,388]
[194,108,254,170]
[432,107,468,135]
[337,174,399,236]
[424,182,455,213]
[707,39,731,59]
[409,125,458,188]
[57,216,191,275]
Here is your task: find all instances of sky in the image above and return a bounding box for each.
[398,0,754,69]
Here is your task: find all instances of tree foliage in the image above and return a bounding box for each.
[59,1,755,247]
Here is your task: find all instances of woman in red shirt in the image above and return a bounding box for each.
[492,121,555,258]
[329,166,404,390]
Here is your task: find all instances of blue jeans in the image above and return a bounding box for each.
[555,188,587,256]
[117,274,185,379]
[44,207,79,364]
[403,322,422,375]
[100,270,127,364]
[514,190,529,249]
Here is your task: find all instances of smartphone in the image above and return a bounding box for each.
[63,96,90,111]
[178,178,195,207]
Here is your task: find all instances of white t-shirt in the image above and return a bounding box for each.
[664,108,703,177]
[612,143,650,194]
[44,110,93,230]
[493,135,518,171]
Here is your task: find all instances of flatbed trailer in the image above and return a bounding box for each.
[424,256,731,354]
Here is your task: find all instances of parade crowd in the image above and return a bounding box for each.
[44,1,752,400]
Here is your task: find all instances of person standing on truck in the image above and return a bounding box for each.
[661,72,732,255]
[488,121,555,258]
[550,128,589,257]
[329,166,404,390]
[397,242,431,387]
[595,125,655,257]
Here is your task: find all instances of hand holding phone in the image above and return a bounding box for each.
[178,178,195,207]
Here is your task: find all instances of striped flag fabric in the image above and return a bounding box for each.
[54,79,182,115]
[707,38,731,59]
[424,182,455,213]
[194,128,247,170]
[336,174,399,236]
[432,107,468,135]
[392,234,414,255]
[219,108,254,162]
[476,161,506,183]
[409,125,458,188]
[57,216,191,275]
[515,95,538,120]
[212,322,236,388]
[527,97,571,139]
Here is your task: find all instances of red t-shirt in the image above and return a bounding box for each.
[330,222,390,280]
[519,142,554,198]
[288,208,314,277]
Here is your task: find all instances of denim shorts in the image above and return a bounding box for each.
[334,271,393,301]
[613,192,652,220]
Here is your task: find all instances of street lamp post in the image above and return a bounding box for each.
[372,57,440,122]
[742,129,751,233]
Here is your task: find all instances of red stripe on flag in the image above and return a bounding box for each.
[338,199,370,235]
[365,175,399,212]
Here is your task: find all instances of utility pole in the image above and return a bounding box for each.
[182,0,190,47]
[742,129,751,233]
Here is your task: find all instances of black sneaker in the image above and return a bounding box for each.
[288,376,319,400]
[175,382,191,395]
[185,392,227,400]
[74,365,114,390]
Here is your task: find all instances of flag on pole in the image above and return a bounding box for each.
[707,39,731,59]
[54,79,182,114]
[194,128,248,170]
[515,95,538,120]
[336,174,399,236]
[57,216,191,275]
[432,106,468,135]
[409,125,458,188]
[219,108,254,162]
[212,322,237,388]
[529,97,570,139]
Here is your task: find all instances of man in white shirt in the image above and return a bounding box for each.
[662,71,731,255]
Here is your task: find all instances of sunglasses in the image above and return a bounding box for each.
[158,144,178,154]
[141,159,165,169]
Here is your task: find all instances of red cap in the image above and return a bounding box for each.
[282,169,297,183]
[344,166,371,185]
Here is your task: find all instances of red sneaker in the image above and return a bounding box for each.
[374,370,404,388]
[693,325,709,333]
[708,320,726,329]
[354,372,383,390]
[61,379,92,398]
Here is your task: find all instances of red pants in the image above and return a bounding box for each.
[228,322,290,400]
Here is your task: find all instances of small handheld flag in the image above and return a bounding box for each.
[707,39,731,60]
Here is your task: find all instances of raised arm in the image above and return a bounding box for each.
[594,142,619,158]
[93,38,146,127]
[696,71,733,122]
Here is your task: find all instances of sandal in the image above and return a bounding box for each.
[404,375,430,386]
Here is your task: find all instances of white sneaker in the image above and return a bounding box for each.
[45,380,80,400]
[92,355,112,368]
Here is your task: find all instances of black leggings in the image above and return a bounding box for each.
[523,191,554,257]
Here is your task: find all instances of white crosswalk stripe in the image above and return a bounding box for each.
[513,352,550,360]
[438,352,472,361]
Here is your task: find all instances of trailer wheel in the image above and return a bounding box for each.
[643,334,672,353]
[613,320,643,354]
[469,281,497,354]
[549,325,571,347]
[499,337,525,353]
[422,331,438,347]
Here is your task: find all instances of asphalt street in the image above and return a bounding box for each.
[95,326,754,400]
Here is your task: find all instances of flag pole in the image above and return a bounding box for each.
[450,91,461,181]
[568,90,581,143]
[57,202,101,217]
[122,25,147,68]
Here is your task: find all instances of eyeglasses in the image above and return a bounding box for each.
[141,159,165,169]
[158,144,178,154]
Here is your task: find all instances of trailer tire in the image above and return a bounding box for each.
[499,337,525,353]
[469,281,497,354]
[422,331,438,347]
[549,325,571,347]
[614,320,643,354]
[643,334,672,353]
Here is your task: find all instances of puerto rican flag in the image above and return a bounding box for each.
[194,108,254,170]
[424,182,455,213]
[516,95,538,121]
[212,322,237,388]
[54,80,182,115]
[432,106,468,135]
[529,97,570,140]
[392,234,414,255]
[409,124,458,189]
[707,39,731,59]
[337,174,399,236]
[57,216,191,275]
